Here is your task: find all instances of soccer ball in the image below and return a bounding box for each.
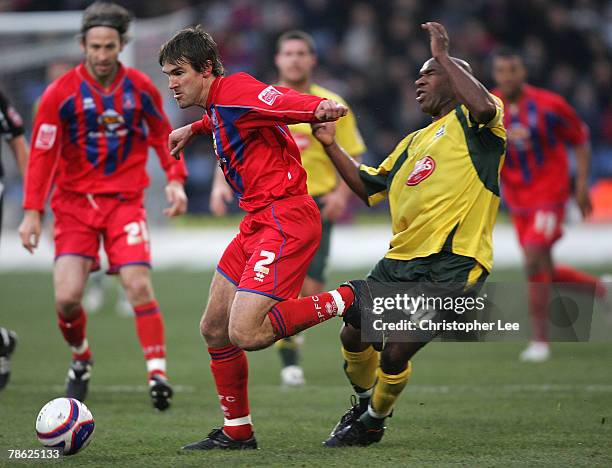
[35,398,95,455]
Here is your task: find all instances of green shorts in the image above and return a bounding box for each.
[363,251,489,343]
[306,196,332,283]
[367,251,488,293]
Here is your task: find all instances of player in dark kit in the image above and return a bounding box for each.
[159,25,357,450]
[18,2,188,409]
[491,48,609,362]
[0,89,28,391]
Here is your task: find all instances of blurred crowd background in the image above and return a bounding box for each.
[0,0,610,217]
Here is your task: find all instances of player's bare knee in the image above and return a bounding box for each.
[340,324,368,352]
[55,295,82,317]
[380,342,419,374]
[122,275,153,304]
[228,325,268,351]
[200,318,229,346]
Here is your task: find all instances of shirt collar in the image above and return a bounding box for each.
[77,62,126,94]
[206,76,223,110]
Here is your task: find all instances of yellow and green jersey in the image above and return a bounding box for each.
[359,96,506,272]
[289,84,366,196]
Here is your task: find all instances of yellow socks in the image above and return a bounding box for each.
[341,346,379,397]
[369,362,412,419]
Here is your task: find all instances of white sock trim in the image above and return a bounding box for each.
[70,338,89,355]
[146,358,166,373]
[224,415,252,426]
[329,290,345,316]
[356,388,373,399]
[368,404,390,419]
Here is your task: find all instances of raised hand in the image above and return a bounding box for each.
[421,22,450,60]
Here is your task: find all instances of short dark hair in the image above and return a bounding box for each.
[276,30,316,55]
[80,1,132,43]
[158,25,224,76]
[493,47,523,62]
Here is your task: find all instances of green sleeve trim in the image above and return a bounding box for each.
[359,168,388,200]
[455,106,505,196]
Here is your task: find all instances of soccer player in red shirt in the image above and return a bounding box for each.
[18,2,188,409]
[159,26,355,450]
[492,48,608,362]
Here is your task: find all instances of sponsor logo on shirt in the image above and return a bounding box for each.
[406,156,435,186]
[507,122,531,150]
[34,123,58,150]
[257,86,282,106]
[434,124,445,140]
[98,108,125,133]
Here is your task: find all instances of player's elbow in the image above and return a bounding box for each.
[471,103,496,124]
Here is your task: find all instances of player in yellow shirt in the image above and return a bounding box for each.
[210,30,366,387]
[311,22,506,447]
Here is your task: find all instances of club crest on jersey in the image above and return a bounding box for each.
[406,156,435,186]
[258,86,282,106]
[122,92,135,110]
[98,108,125,132]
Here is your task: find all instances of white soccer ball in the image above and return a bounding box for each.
[35,398,95,456]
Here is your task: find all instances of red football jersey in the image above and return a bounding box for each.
[191,72,325,213]
[24,63,187,212]
[492,84,589,211]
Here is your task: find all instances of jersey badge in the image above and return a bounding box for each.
[34,123,58,150]
[258,86,282,106]
[406,156,435,186]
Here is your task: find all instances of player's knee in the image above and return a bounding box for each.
[380,342,418,374]
[122,275,153,303]
[340,324,367,352]
[228,325,266,351]
[55,294,82,317]
[200,316,228,346]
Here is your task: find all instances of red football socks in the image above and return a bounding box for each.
[209,345,253,440]
[57,306,92,361]
[267,286,355,339]
[528,271,552,342]
[553,265,606,298]
[133,300,167,379]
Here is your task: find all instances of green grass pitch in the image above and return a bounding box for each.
[1,267,611,466]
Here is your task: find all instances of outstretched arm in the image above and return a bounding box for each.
[311,122,368,204]
[422,22,496,124]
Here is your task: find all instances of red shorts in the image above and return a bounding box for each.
[511,207,565,248]
[217,194,321,301]
[51,189,151,274]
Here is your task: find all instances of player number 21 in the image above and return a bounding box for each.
[124,221,149,245]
